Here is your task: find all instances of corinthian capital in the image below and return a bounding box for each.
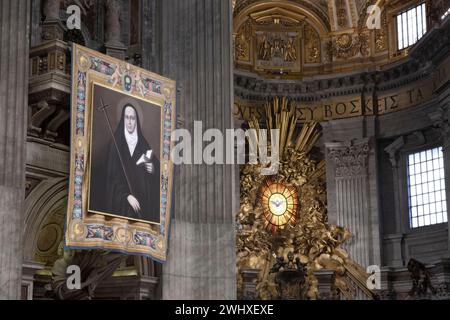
[327,139,370,177]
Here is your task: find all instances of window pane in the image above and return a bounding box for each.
[398,14,404,49]
[422,3,427,35]
[418,5,423,38]
[416,184,422,194]
[433,159,440,169]
[430,202,436,214]
[411,8,417,44]
[421,151,426,162]
[431,214,437,225]
[433,148,439,158]
[427,181,433,193]
[419,216,424,227]
[421,162,427,172]
[430,192,435,202]
[418,205,424,215]
[416,173,422,184]
[403,12,408,47]
[408,146,447,228]
[415,153,421,163]
[437,201,442,212]
[397,3,428,50]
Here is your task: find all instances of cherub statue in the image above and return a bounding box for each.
[110,65,123,88]
[133,70,147,96]
[269,256,286,274]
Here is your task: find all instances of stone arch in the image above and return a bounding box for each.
[23,177,158,277]
[23,177,68,263]
[234,0,331,36]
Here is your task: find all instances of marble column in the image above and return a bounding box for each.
[323,117,382,269]
[160,0,237,299]
[429,106,450,251]
[326,139,372,267]
[0,0,31,299]
[383,137,406,267]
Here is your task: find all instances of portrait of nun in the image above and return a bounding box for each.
[104,104,160,222]
[89,85,161,224]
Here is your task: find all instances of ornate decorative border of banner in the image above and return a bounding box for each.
[65,44,176,262]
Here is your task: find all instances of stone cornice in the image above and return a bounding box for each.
[234,16,450,103]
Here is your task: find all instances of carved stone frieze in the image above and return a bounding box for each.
[327,33,369,60]
[304,25,321,63]
[328,140,370,177]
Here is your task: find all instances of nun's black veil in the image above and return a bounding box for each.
[103,103,160,223]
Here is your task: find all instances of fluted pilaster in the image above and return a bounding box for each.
[160,0,236,299]
[326,138,377,268]
[0,0,31,299]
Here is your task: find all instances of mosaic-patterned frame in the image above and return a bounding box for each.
[65,44,176,261]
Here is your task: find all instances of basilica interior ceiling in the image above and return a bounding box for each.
[232,0,392,78]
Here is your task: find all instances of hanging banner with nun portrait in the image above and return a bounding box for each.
[65,44,176,261]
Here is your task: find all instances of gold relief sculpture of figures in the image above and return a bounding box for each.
[336,0,348,28]
[271,38,283,58]
[236,97,376,300]
[375,11,388,52]
[284,38,297,62]
[358,32,370,57]
[258,35,271,60]
[235,20,252,62]
[235,33,250,61]
[304,25,321,63]
[258,34,298,62]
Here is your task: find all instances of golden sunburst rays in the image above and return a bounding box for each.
[236,98,376,299]
[306,159,326,185]
[258,179,299,233]
[247,97,322,161]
